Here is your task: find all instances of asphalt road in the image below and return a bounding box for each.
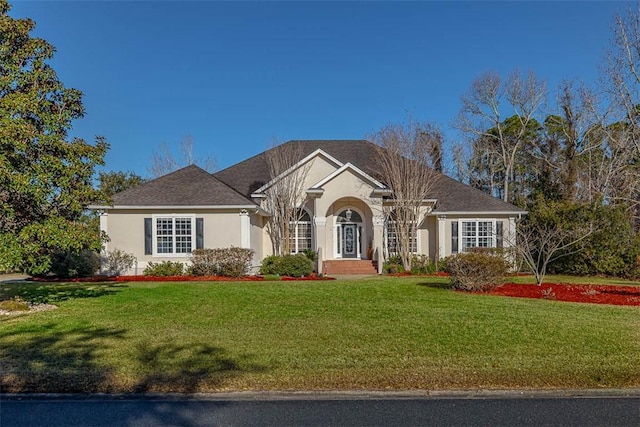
[2,393,639,426]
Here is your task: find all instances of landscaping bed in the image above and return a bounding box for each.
[30,274,335,283]
[488,283,640,307]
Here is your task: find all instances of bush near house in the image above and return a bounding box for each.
[444,251,508,291]
[101,249,135,276]
[50,250,101,278]
[384,254,438,275]
[189,247,254,278]
[143,261,184,277]
[260,253,313,277]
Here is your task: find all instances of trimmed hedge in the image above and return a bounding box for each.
[189,247,254,277]
[444,252,507,291]
[143,261,184,277]
[260,254,314,277]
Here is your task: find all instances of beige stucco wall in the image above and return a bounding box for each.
[435,214,518,258]
[302,155,339,189]
[103,208,260,274]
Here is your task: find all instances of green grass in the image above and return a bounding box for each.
[1,276,639,392]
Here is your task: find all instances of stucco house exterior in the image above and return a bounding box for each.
[93,140,526,275]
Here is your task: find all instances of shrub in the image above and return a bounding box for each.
[410,254,437,274]
[190,247,254,277]
[383,254,404,274]
[549,204,640,278]
[260,255,281,275]
[444,252,507,291]
[279,254,314,277]
[302,249,318,262]
[101,249,135,276]
[50,250,101,278]
[143,261,184,277]
[259,254,314,277]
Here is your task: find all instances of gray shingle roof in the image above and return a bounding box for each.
[111,164,253,206]
[214,140,525,213]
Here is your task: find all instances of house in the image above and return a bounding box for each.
[93,140,526,275]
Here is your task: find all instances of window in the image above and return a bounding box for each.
[289,210,312,253]
[385,215,417,255]
[460,220,495,251]
[154,216,195,256]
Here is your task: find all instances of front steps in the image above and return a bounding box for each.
[323,260,378,275]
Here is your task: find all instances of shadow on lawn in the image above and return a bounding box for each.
[133,342,266,393]
[0,323,127,393]
[0,282,127,304]
[416,281,451,290]
[1,324,265,393]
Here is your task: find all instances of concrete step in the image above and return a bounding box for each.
[323,260,378,275]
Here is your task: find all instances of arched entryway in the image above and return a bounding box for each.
[335,207,363,258]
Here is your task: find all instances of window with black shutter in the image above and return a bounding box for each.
[451,222,458,254]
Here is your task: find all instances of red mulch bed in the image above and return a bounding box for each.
[487,283,640,307]
[31,274,335,283]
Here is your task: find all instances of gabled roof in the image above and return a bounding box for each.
[310,162,386,190]
[106,164,254,207]
[102,141,525,213]
[253,148,345,194]
[214,140,525,214]
[214,140,381,198]
[429,174,524,213]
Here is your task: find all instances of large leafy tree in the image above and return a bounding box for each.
[97,171,145,200]
[0,0,109,274]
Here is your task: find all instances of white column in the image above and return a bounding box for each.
[240,209,250,249]
[99,211,108,252]
[508,216,517,247]
[437,215,446,259]
[373,214,385,273]
[314,216,326,271]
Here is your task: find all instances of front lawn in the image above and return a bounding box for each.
[1,276,639,392]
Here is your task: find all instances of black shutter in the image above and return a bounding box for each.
[196,218,204,249]
[496,221,504,248]
[144,218,152,255]
[451,222,458,254]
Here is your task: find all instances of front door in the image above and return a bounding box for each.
[342,224,357,258]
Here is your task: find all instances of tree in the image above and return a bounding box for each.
[263,141,311,256]
[97,171,145,200]
[513,199,594,286]
[370,119,442,271]
[456,70,546,203]
[148,135,217,177]
[604,5,640,155]
[0,0,109,274]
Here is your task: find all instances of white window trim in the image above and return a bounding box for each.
[458,219,497,252]
[152,214,196,257]
[384,219,419,257]
[289,210,313,254]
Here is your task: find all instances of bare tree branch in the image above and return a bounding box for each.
[263,141,311,256]
[148,135,217,177]
[370,118,442,270]
[456,70,546,203]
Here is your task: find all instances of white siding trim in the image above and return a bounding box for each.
[240,210,251,249]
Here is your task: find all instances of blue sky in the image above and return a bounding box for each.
[9,1,629,177]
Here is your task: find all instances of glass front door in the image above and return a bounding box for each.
[342,224,358,258]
